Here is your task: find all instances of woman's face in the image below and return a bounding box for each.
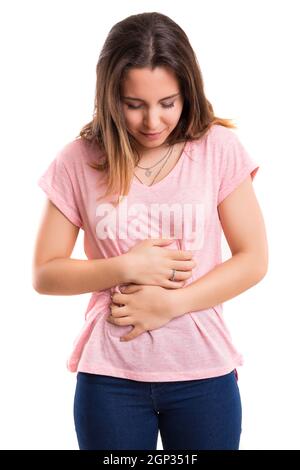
[120,66,184,151]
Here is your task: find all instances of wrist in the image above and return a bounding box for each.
[167,286,188,319]
[118,253,134,284]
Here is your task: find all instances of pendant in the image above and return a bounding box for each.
[145,169,152,177]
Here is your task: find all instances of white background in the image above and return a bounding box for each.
[0,0,299,450]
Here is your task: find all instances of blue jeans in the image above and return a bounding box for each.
[73,369,242,450]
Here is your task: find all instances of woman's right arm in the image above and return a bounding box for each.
[32,199,128,296]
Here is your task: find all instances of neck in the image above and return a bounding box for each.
[136,143,173,164]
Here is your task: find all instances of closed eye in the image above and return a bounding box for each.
[126,102,175,110]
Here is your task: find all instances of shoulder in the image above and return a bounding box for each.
[54,137,106,169]
[185,125,238,163]
[202,124,238,146]
[188,124,238,152]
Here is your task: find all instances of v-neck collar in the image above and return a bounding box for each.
[132,139,191,191]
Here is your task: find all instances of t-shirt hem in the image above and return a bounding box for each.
[74,357,244,382]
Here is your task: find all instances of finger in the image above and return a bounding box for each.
[120,325,145,342]
[172,259,197,271]
[111,292,126,304]
[163,279,186,289]
[110,304,126,315]
[107,314,131,325]
[119,284,141,294]
[166,249,194,261]
[110,306,129,317]
[165,269,192,281]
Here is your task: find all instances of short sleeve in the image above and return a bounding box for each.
[37,145,83,228]
[217,133,259,205]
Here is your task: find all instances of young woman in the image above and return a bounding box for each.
[32,12,268,450]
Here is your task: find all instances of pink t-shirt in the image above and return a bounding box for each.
[38,124,259,381]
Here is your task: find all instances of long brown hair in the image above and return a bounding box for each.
[76,11,236,206]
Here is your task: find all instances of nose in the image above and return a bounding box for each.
[143,108,162,131]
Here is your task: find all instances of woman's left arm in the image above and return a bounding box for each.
[169,175,269,317]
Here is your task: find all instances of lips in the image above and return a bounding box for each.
[141,131,163,135]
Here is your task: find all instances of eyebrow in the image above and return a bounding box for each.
[121,92,180,102]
